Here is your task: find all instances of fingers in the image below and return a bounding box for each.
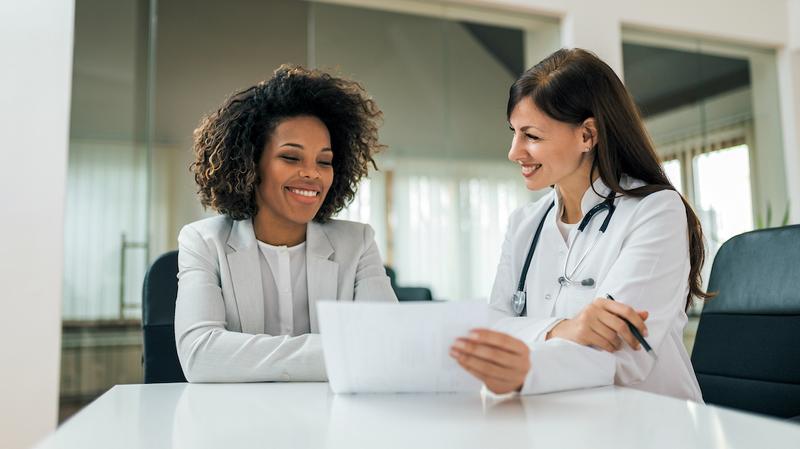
[451,338,520,369]
[549,316,616,351]
[450,343,529,391]
[460,362,496,384]
[597,311,640,350]
[595,298,648,337]
[450,332,530,372]
[449,331,531,390]
[451,347,518,382]
[587,318,623,352]
[458,362,519,394]
[464,329,529,355]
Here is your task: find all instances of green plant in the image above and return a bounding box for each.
[755,201,791,229]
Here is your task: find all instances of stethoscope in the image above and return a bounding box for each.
[510,192,617,316]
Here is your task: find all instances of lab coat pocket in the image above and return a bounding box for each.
[562,285,599,318]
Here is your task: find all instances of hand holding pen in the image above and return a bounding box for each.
[605,294,658,360]
[546,294,655,358]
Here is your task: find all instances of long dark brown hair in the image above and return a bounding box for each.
[507,48,714,309]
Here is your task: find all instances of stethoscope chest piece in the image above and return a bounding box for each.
[511,290,527,316]
[557,276,596,287]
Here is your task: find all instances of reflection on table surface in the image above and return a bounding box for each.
[37,383,800,449]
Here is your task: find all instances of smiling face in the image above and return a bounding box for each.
[507,96,596,192]
[255,115,334,228]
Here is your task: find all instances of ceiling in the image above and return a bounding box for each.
[622,42,750,117]
[459,27,752,118]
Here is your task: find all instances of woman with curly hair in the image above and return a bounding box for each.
[175,65,397,383]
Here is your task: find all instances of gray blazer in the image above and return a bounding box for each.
[174,215,397,382]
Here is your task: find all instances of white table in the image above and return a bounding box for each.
[36,383,800,449]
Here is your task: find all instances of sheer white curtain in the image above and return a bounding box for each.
[63,140,148,320]
[390,160,535,301]
[334,171,388,258]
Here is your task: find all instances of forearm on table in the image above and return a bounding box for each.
[177,325,327,383]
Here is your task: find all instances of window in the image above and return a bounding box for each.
[660,142,755,314]
[662,158,683,195]
[692,144,754,251]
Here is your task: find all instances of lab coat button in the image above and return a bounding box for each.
[545,294,552,300]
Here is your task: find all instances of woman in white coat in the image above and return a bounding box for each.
[450,48,711,401]
[175,65,397,383]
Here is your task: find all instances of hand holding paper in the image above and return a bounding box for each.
[317,301,490,393]
[450,329,531,394]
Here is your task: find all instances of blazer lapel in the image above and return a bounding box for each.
[226,219,265,334]
[306,221,338,333]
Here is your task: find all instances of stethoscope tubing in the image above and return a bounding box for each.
[512,193,616,316]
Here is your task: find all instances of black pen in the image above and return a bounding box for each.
[605,294,658,361]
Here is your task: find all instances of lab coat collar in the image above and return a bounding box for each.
[553,175,614,219]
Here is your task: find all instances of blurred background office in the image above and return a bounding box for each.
[2,1,800,448]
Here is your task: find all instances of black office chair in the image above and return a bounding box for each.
[396,287,434,301]
[385,265,399,290]
[384,265,434,301]
[691,225,800,420]
[141,250,187,383]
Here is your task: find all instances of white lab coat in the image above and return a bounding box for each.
[489,175,703,402]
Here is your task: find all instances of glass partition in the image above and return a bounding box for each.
[312,1,559,300]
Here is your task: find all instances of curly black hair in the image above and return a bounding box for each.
[191,64,384,222]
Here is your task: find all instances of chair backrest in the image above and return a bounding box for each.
[396,286,433,302]
[691,225,800,419]
[384,265,433,301]
[141,250,187,383]
[384,265,398,290]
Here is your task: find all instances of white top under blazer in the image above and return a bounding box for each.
[257,240,309,336]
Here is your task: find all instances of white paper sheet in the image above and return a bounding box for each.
[317,301,491,393]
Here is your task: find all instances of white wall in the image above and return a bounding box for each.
[780,0,800,222]
[468,0,787,66]
[0,1,74,449]
[748,50,792,223]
